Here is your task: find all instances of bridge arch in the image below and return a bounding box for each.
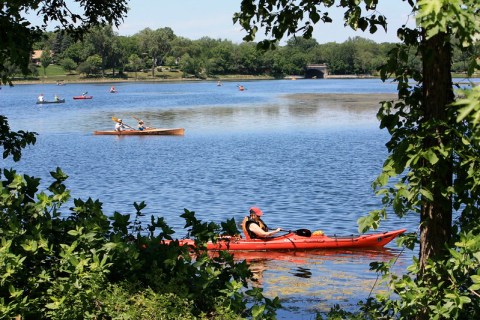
[305,64,328,79]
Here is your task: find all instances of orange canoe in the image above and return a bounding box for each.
[173,229,406,251]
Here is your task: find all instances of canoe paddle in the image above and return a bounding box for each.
[111,116,135,130]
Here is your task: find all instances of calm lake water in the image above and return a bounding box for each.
[1,78,428,318]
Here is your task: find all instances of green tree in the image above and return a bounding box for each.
[39,50,52,76]
[0,0,129,85]
[84,25,116,77]
[59,57,77,74]
[77,54,102,76]
[128,53,143,80]
[137,27,176,78]
[179,53,204,78]
[235,0,480,319]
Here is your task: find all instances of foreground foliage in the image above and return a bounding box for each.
[0,118,279,319]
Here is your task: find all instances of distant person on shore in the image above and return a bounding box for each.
[241,207,282,239]
[115,119,126,132]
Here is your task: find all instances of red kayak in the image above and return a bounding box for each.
[73,96,93,100]
[173,229,406,251]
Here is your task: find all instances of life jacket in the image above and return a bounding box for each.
[241,216,268,240]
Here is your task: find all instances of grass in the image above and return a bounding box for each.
[10,64,274,85]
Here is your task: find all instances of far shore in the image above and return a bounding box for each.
[9,74,276,86]
[7,73,383,86]
[7,73,478,86]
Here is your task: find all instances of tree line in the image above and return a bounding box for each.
[19,25,478,80]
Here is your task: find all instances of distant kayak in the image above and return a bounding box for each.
[73,96,93,100]
[94,128,185,136]
[171,229,407,251]
[36,99,65,104]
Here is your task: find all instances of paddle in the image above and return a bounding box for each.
[282,229,312,237]
[111,116,135,130]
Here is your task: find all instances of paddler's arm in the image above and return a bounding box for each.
[248,224,282,238]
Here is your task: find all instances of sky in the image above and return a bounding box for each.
[27,0,415,44]
[115,0,416,44]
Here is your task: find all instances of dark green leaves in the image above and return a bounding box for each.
[0,116,37,162]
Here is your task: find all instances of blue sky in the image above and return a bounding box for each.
[116,0,415,44]
[29,1,415,44]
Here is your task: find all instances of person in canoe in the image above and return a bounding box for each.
[242,207,282,239]
[54,94,60,101]
[115,119,126,132]
[137,119,146,131]
[110,86,116,93]
[37,93,44,102]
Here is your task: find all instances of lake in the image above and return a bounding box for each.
[2,78,421,318]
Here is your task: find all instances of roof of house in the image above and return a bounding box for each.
[31,50,43,60]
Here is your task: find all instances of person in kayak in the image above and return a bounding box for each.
[115,119,126,132]
[242,207,282,239]
[137,119,146,131]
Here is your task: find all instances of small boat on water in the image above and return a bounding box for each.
[73,96,93,100]
[36,99,65,104]
[94,128,185,136]
[172,229,406,251]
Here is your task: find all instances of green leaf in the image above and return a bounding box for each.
[457,104,476,122]
[424,149,439,164]
[21,240,38,252]
[251,305,265,319]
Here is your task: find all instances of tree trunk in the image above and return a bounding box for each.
[151,57,156,78]
[417,31,454,319]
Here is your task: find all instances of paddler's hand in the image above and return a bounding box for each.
[270,228,281,235]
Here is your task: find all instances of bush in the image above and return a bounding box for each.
[0,116,279,319]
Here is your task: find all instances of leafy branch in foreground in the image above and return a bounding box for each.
[0,120,279,319]
[0,167,279,319]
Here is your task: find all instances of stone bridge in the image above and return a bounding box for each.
[305,64,328,79]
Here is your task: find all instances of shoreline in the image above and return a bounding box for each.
[7,74,478,86]
[8,75,276,86]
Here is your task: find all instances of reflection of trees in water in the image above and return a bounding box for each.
[284,93,397,119]
[99,93,397,131]
[234,248,406,316]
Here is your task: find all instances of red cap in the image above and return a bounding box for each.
[250,207,263,216]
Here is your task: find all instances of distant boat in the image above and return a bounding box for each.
[93,128,185,136]
[36,99,65,104]
[73,96,93,100]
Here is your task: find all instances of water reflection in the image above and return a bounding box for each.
[290,266,313,279]
[227,248,405,318]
